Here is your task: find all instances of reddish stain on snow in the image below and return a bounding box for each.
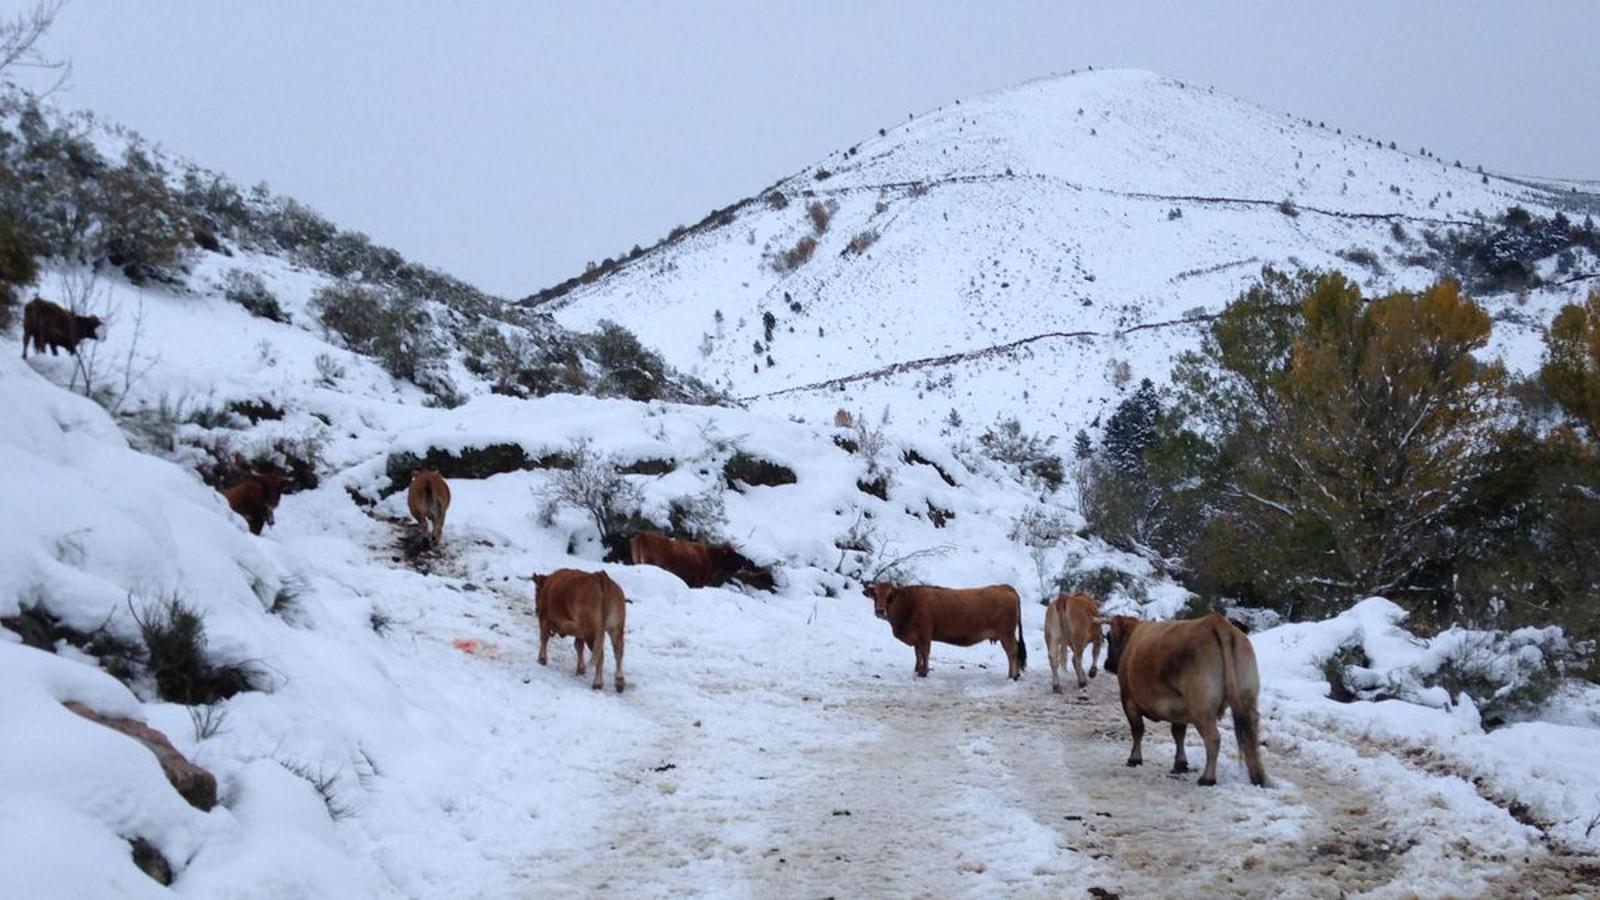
[451,638,500,659]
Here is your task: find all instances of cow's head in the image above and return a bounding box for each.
[253,472,286,509]
[1101,615,1140,675]
[867,582,898,620]
[74,314,105,341]
[715,543,752,577]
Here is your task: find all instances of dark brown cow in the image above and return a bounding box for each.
[22,298,104,359]
[406,469,451,545]
[628,531,749,589]
[1045,592,1102,693]
[532,568,626,692]
[1103,614,1267,787]
[866,582,1026,680]
[220,472,285,536]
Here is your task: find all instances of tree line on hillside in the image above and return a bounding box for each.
[1078,269,1599,674]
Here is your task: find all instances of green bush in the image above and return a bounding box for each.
[587,320,668,402]
[221,269,287,323]
[978,417,1063,492]
[130,593,256,705]
[0,212,40,331]
[311,281,444,386]
[723,451,797,488]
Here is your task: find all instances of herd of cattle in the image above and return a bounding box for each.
[20,306,1268,788]
[216,464,1269,787]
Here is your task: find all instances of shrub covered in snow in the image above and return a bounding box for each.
[977,417,1063,492]
[220,268,287,323]
[310,281,450,395]
[538,439,644,551]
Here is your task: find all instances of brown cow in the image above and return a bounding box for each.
[1045,592,1103,693]
[628,531,750,589]
[532,568,626,692]
[866,582,1026,680]
[406,469,451,545]
[22,298,104,359]
[220,472,285,536]
[1102,614,1267,787]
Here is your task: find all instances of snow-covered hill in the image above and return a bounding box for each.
[542,69,1597,437]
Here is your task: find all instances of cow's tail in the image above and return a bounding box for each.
[1214,618,1267,787]
[1015,595,1028,671]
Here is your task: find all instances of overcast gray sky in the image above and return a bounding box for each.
[26,1,1600,297]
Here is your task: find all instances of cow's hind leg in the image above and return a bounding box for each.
[1089,632,1102,679]
[1122,694,1145,768]
[1234,704,1266,787]
[610,626,625,693]
[588,633,605,691]
[1071,642,1088,690]
[573,636,586,676]
[1001,632,1020,681]
[431,508,445,544]
[537,622,551,666]
[914,640,930,678]
[1195,715,1222,786]
[1170,723,1190,774]
[1046,620,1063,693]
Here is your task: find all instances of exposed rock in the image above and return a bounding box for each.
[64,702,218,811]
[129,837,172,885]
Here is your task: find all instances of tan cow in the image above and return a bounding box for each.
[407,469,451,545]
[220,472,285,536]
[866,582,1026,680]
[532,569,626,692]
[1045,592,1103,693]
[1102,613,1267,787]
[628,531,751,588]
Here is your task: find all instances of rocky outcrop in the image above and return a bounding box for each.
[129,837,172,885]
[64,702,217,811]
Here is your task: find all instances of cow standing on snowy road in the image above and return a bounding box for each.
[533,569,627,693]
[407,469,451,545]
[865,582,1027,680]
[1045,591,1103,693]
[1102,613,1267,787]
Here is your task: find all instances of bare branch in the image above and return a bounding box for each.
[0,2,71,95]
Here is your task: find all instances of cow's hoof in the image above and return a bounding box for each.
[537,658,548,667]
[1077,681,1088,690]
[1089,670,1098,679]
[615,682,626,694]
[1125,758,1142,768]
[1197,776,1216,787]
[1052,684,1063,695]
[1171,762,1190,774]
[591,682,603,691]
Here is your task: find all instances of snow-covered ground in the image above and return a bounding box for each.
[3,68,1599,898]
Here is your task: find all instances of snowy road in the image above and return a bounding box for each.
[512,626,1597,899]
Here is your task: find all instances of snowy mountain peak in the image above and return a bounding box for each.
[542,70,1591,438]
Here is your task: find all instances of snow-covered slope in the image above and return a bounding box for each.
[3,252,1171,894]
[543,69,1595,436]
[4,70,1599,896]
